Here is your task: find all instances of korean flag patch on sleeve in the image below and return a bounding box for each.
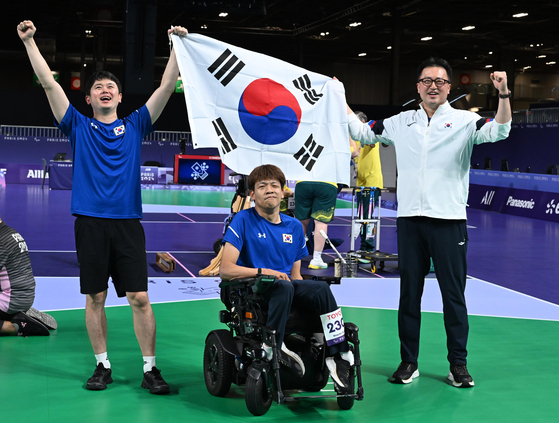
[283,234,293,243]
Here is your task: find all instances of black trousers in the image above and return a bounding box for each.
[261,279,348,355]
[397,217,469,365]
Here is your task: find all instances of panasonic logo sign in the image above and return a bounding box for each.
[506,196,535,209]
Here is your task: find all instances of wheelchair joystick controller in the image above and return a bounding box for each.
[319,230,346,264]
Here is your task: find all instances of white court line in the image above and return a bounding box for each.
[330,276,559,322]
[29,250,214,254]
[142,203,399,218]
[141,221,223,224]
[29,250,76,253]
[33,276,559,322]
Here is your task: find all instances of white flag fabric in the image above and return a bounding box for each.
[172,33,350,185]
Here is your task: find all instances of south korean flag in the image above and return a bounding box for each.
[172,33,350,185]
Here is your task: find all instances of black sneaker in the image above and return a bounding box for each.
[141,367,170,394]
[448,363,474,388]
[325,354,353,394]
[279,344,305,377]
[11,312,50,336]
[263,343,305,377]
[390,361,419,384]
[25,307,57,330]
[86,363,113,390]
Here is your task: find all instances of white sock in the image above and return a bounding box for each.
[340,350,355,366]
[95,352,111,369]
[262,344,273,361]
[313,251,322,261]
[143,356,156,373]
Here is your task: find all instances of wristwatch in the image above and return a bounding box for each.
[498,91,512,99]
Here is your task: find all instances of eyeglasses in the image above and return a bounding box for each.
[418,78,450,87]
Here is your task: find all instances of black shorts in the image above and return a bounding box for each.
[74,216,148,297]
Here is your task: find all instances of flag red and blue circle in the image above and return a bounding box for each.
[238,78,301,145]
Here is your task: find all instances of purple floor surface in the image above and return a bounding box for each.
[1,184,557,305]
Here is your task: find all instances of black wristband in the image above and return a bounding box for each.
[498,91,512,99]
[257,268,262,276]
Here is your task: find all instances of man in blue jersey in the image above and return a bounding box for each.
[220,164,354,393]
[18,20,188,394]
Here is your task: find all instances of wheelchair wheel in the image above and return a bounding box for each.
[245,373,272,416]
[336,367,356,410]
[204,333,234,397]
[213,238,223,255]
[337,395,355,410]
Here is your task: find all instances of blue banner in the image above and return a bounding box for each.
[0,163,45,185]
[1,133,219,168]
[468,170,559,222]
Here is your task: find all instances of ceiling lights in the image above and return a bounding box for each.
[513,12,529,18]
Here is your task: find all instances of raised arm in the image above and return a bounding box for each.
[18,21,69,123]
[490,71,512,124]
[220,242,290,280]
[145,26,188,124]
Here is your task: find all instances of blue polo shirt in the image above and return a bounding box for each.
[223,208,308,276]
[56,104,153,218]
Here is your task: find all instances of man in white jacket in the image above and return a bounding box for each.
[347,57,511,388]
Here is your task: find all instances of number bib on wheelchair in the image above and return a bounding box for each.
[320,308,345,346]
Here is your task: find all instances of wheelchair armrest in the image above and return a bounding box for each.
[301,274,341,285]
[220,275,276,293]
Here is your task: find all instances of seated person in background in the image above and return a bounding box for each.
[0,214,55,337]
[220,164,354,392]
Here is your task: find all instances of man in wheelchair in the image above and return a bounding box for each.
[220,164,355,393]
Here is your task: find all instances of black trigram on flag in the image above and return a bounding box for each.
[207,49,246,87]
[293,74,323,105]
[212,118,237,154]
[293,134,324,171]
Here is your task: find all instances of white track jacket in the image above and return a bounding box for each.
[348,101,511,219]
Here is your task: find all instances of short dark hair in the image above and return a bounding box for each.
[354,111,368,123]
[85,71,122,95]
[416,57,452,82]
[248,164,286,191]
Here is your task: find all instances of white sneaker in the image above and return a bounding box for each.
[309,258,328,269]
[281,343,306,377]
[262,342,306,377]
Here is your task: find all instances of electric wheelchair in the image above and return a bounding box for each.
[203,275,364,416]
